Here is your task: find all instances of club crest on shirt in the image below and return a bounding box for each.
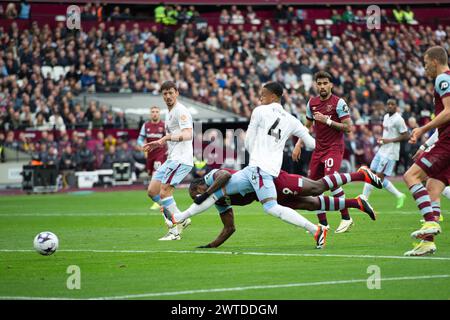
[326,104,333,112]
[439,80,449,91]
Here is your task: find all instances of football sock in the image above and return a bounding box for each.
[173,196,217,222]
[151,194,161,204]
[321,172,366,190]
[331,187,350,220]
[362,183,374,199]
[161,197,181,234]
[263,200,317,234]
[431,201,441,220]
[382,178,403,197]
[409,184,434,221]
[318,195,359,211]
[317,211,328,226]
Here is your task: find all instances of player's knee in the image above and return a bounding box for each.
[147,186,157,198]
[159,184,173,198]
[376,173,385,181]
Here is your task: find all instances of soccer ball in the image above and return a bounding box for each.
[33,231,59,256]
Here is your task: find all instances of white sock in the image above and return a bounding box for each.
[264,203,318,235]
[383,178,403,197]
[442,187,450,200]
[362,183,374,199]
[173,196,217,222]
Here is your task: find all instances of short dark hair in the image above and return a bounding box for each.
[263,82,284,98]
[160,81,178,92]
[425,46,448,66]
[314,71,333,82]
[188,178,205,198]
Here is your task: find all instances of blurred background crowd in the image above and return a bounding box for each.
[0,1,449,179]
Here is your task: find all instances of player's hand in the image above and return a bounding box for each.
[194,192,209,205]
[377,138,390,145]
[196,244,212,249]
[409,127,424,144]
[291,146,301,162]
[313,112,328,124]
[412,148,424,161]
[143,138,166,153]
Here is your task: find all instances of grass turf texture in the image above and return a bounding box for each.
[0,183,449,300]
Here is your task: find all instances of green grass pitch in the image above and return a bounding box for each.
[0,183,449,300]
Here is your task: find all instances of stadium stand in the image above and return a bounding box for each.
[0,2,449,189]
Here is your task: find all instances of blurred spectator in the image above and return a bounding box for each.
[49,112,66,131]
[403,6,416,24]
[230,9,244,24]
[246,6,260,25]
[275,4,287,24]
[5,2,17,19]
[104,134,117,153]
[219,9,230,24]
[342,5,355,23]
[102,145,117,169]
[18,1,30,19]
[154,3,166,23]
[393,5,404,23]
[114,111,128,129]
[331,9,342,24]
[75,141,95,171]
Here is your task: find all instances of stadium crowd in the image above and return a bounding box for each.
[0,4,449,175]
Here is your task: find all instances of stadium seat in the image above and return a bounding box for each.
[41,66,53,79]
[52,66,66,81]
[301,74,313,92]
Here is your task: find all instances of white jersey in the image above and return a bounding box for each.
[165,102,193,166]
[245,102,315,177]
[378,112,408,161]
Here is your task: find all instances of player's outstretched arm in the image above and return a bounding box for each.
[292,118,316,150]
[197,209,236,248]
[410,97,450,143]
[379,131,409,144]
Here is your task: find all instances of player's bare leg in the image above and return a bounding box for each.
[403,165,441,256]
[147,172,160,210]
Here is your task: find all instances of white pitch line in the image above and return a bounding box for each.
[1,248,450,261]
[0,210,440,217]
[0,274,448,300]
[0,213,151,217]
